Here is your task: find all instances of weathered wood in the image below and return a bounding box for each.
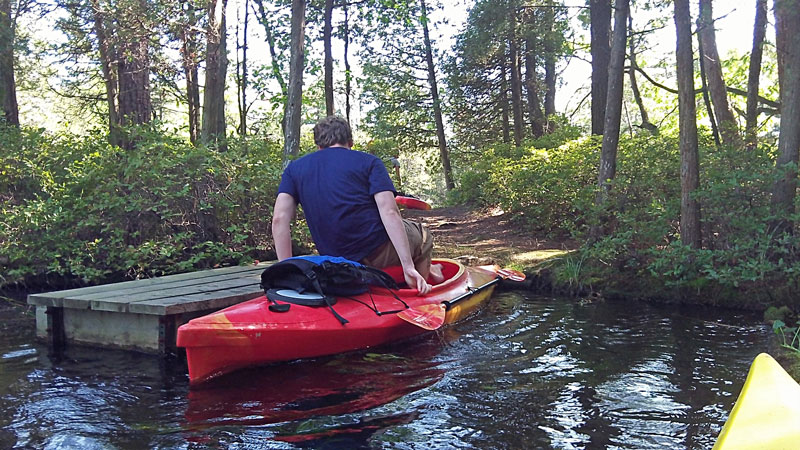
[27,262,273,353]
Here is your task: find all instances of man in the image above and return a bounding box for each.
[272,116,443,295]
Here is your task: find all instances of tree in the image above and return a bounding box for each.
[252,0,289,131]
[697,0,737,147]
[88,0,121,144]
[507,0,524,146]
[627,13,656,134]
[770,0,800,234]
[596,0,627,205]
[674,0,701,248]
[524,36,545,138]
[745,0,768,149]
[420,0,453,190]
[323,0,334,115]
[541,0,559,118]
[176,0,203,144]
[590,0,610,135]
[116,0,153,136]
[283,0,305,159]
[0,0,20,125]
[201,0,228,150]
[444,0,513,149]
[235,0,249,136]
[340,2,352,122]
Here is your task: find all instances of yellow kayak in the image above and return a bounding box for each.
[713,353,800,449]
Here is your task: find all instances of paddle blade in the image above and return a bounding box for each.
[497,268,526,282]
[397,303,446,330]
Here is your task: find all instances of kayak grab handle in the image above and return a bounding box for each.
[441,277,501,310]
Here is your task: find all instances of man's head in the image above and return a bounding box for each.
[313,116,353,149]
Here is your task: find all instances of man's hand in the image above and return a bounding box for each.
[404,266,432,295]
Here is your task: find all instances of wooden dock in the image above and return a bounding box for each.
[27,262,272,354]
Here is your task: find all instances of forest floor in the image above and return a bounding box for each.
[402,205,576,270]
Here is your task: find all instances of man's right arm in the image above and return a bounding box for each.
[272,192,297,261]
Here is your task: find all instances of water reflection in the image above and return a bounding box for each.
[0,292,771,449]
[184,342,446,430]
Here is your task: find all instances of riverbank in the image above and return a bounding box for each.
[404,204,800,378]
[403,205,573,270]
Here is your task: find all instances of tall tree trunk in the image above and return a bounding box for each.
[323,0,334,116]
[508,10,524,146]
[179,0,201,144]
[116,0,152,150]
[697,27,721,148]
[596,0,628,205]
[675,0,701,248]
[770,0,800,234]
[543,4,556,118]
[202,0,228,150]
[698,0,738,147]
[419,0,453,190]
[500,54,511,144]
[90,0,120,145]
[590,0,611,135]
[236,0,249,136]
[253,0,288,132]
[0,0,19,126]
[745,0,768,150]
[525,37,545,138]
[343,3,352,122]
[627,14,656,134]
[283,0,305,160]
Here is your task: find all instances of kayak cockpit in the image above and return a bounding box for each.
[378,259,465,292]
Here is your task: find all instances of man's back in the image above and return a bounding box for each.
[278,147,396,260]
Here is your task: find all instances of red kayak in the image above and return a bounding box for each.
[395,195,431,210]
[176,259,500,385]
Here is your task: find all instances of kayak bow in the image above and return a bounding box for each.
[713,353,800,449]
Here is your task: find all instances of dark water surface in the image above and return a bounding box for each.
[0,291,770,449]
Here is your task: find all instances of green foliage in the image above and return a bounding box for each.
[773,320,800,356]
[0,125,286,287]
[455,125,800,306]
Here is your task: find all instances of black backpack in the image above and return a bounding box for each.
[259,255,400,324]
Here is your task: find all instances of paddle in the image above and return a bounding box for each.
[397,267,527,330]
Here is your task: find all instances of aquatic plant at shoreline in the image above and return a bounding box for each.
[773,320,800,356]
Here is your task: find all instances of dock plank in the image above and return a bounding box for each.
[73,268,263,303]
[85,276,263,313]
[28,263,271,309]
[130,284,266,315]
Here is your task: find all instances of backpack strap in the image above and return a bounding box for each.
[304,268,350,325]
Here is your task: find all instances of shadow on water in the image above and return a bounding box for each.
[0,290,771,449]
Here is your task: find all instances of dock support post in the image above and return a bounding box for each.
[46,306,65,350]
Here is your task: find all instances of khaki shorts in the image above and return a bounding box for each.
[361,219,433,278]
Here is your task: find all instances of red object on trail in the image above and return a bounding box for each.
[176,259,499,385]
[395,195,431,210]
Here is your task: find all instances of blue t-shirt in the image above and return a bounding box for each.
[277,147,397,261]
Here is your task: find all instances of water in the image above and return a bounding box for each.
[0,291,771,449]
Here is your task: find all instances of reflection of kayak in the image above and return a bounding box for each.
[395,195,431,210]
[177,259,499,385]
[712,353,800,449]
[184,346,445,429]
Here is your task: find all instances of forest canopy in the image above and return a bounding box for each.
[3,0,800,310]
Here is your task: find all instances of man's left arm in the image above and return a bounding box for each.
[373,191,431,294]
[272,192,297,261]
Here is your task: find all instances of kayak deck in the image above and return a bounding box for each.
[713,352,800,449]
[177,259,498,385]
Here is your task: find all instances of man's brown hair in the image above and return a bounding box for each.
[313,116,353,148]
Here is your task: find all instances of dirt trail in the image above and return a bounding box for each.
[402,205,574,268]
